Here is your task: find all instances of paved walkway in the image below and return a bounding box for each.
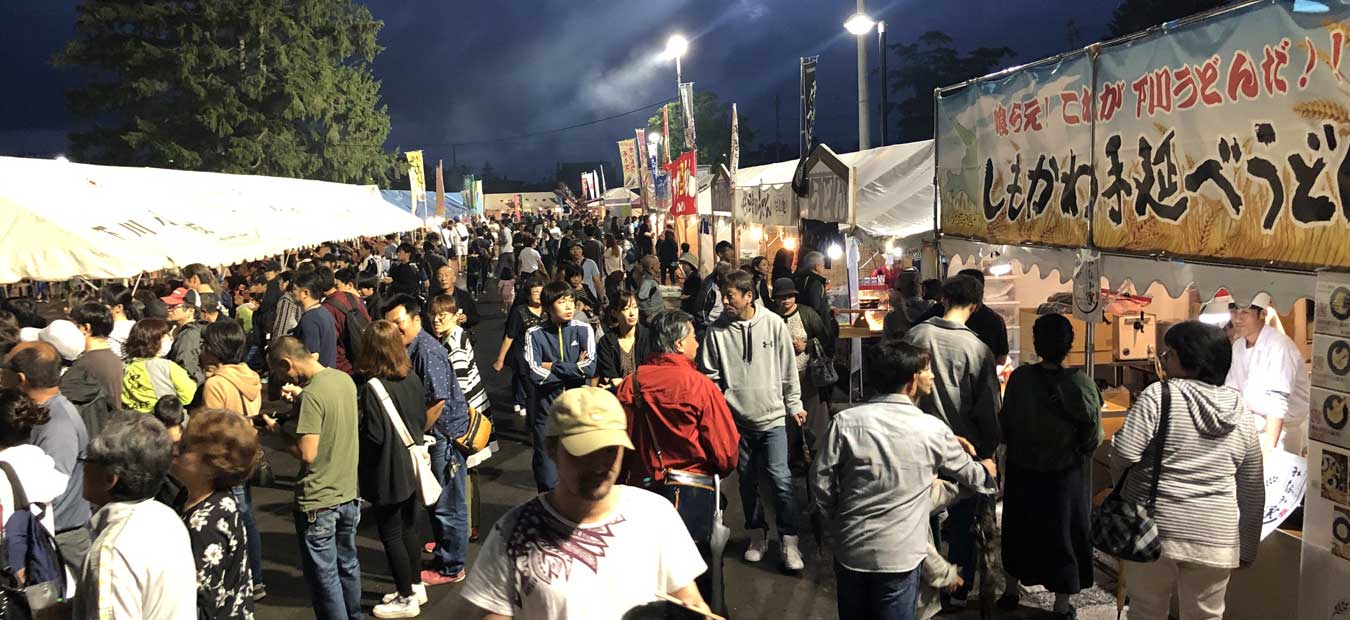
[249,288,1125,619]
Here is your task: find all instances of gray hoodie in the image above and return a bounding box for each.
[698,300,803,431]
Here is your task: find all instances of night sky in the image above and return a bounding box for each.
[0,0,1118,183]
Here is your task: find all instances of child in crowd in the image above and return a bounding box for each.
[152,394,186,443]
[497,267,515,312]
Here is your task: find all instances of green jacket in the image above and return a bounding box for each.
[1000,363,1104,472]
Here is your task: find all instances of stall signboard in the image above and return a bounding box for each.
[936,51,1094,247]
[1092,2,1350,270]
[734,184,797,227]
[1302,270,1350,620]
[801,172,848,223]
[666,151,698,216]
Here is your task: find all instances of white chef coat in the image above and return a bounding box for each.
[1225,324,1309,455]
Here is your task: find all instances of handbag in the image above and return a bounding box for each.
[454,406,493,455]
[629,368,717,542]
[369,379,443,506]
[1091,380,1171,562]
[806,337,838,388]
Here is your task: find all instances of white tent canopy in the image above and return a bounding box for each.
[0,156,425,282]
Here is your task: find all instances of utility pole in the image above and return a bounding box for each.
[878,20,887,147]
[774,93,782,160]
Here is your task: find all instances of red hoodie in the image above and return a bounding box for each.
[616,353,740,482]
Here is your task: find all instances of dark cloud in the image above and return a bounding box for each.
[0,0,1116,177]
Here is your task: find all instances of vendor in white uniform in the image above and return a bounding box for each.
[1224,292,1309,455]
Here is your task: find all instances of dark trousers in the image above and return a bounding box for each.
[294,500,361,620]
[945,496,979,598]
[834,561,922,620]
[648,483,725,617]
[528,382,560,491]
[373,496,422,597]
[232,484,263,588]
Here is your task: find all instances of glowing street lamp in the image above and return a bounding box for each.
[843,13,875,35]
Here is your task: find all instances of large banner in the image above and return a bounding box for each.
[936,52,1094,247]
[680,82,697,153]
[730,103,740,184]
[406,150,426,219]
[937,2,1350,269]
[667,151,698,216]
[1092,2,1350,269]
[801,57,818,156]
[618,139,639,189]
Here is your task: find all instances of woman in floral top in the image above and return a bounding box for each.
[171,408,263,619]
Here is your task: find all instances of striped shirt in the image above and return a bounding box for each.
[444,327,490,413]
[1110,379,1264,568]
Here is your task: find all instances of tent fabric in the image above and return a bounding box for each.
[941,237,1315,312]
[0,156,425,282]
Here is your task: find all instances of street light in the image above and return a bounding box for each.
[844,8,874,150]
[664,34,689,88]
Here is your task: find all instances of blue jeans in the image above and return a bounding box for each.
[737,426,799,535]
[834,561,922,620]
[294,499,361,620]
[428,431,469,575]
[528,383,559,492]
[231,484,263,588]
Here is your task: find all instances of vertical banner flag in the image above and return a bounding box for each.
[618,139,639,189]
[461,174,475,212]
[730,103,740,186]
[473,179,483,215]
[406,150,426,219]
[434,160,446,217]
[801,57,818,157]
[600,166,608,193]
[680,82,697,153]
[581,174,591,202]
[662,105,672,162]
[636,128,654,209]
[666,151,698,216]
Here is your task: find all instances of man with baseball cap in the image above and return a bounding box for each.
[1221,291,1310,454]
[461,387,711,620]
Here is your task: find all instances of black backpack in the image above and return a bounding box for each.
[0,462,68,619]
[326,294,372,364]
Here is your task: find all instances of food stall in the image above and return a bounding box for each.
[933,1,1350,617]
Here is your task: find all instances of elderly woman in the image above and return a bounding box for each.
[172,409,262,619]
[1112,321,1264,620]
[77,412,196,619]
[998,314,1103,619]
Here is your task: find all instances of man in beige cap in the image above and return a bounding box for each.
[461,386,712,620]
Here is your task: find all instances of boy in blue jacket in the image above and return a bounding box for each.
[523,281,596,490]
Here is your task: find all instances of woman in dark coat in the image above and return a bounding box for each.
[355,320,430,615]
[998,313,1103,620]
[592,290,652,391]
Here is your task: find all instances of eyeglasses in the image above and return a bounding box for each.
[1160,348,1174,361]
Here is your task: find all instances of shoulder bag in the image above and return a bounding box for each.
[369,379,443,506]
[1091,380,1171,562]
[629,368,717,542]
[806,337,838,388]
[454,406,493,455]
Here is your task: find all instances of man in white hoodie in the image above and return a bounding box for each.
[699,270,808,572]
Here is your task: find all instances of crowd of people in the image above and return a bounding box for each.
[0,206,1271,620]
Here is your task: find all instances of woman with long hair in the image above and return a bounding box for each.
[121,318,197,412]
[771,247,795,283]
[171,409,262,618]
[603,234,625,277]
[354,320,430,618]
[592,290,651,390]
[492,273,546,418]
[99,283,141,358]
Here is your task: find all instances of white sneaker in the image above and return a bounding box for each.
[743,529,768,562]
[372,595,421,619]
[381,583,428,605]
[781,534,805,571]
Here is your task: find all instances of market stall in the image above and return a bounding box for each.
[0,156,425,282]
[933,1,1350,617]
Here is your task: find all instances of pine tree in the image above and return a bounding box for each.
[55,0,397,184]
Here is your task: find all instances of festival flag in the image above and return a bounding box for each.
[474,179,483,215]
[800,57,818,157]
[730,103,740,186]
[434,160,446,217]
[406,150,426,218]
[679,82,697,154]
[662,105,672,163]
[665,151,698,216]
[461,174,475,212]
[618,139,639,189]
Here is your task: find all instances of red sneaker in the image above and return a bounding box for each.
[469,527,480,542]
[420,569,466,586]
[423,542,436,554]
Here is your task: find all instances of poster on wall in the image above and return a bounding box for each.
[1090,2,1350,270]
[1316,271,1350,338]
[1314,334,1350,394]
[935,51,1094,247]
[1312,385,1350,451]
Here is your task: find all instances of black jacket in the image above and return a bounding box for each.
[794,269,837,341]
[595,325,654,381]
[782,304,833,356]
[357,374,427,505]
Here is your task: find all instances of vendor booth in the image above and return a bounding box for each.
[0,156,425,282]
[933,1,1350,617]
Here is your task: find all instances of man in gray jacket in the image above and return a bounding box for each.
[699,270,808,572]
[902,273,1002,608]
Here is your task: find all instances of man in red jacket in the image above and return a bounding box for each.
[615,308,739,616]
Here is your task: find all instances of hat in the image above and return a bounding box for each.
[39,320,85,361]
[160,287,189,307]
[678,252,698,267]
[546,387,635,456]
[773,277,798,298]
[1212,289,1273,310]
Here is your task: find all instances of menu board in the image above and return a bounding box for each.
[1301,272,1350,620]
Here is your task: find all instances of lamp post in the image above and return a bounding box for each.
[844,8,875,150]
[664,34,689,92]
[878,20,887,146]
